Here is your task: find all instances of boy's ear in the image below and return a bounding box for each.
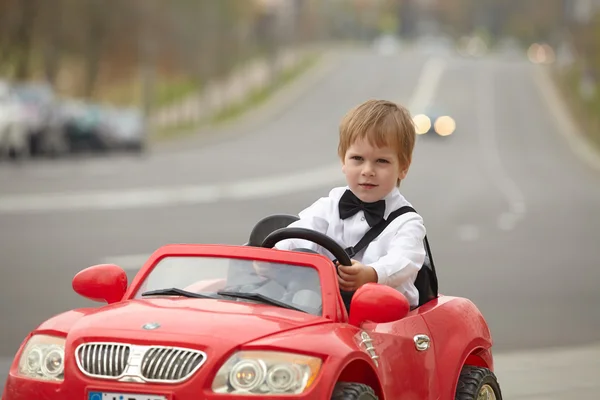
[398,165,409,180]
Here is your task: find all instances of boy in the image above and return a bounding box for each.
[273,99,426,309]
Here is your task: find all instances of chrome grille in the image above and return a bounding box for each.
[74,342,206,383]
[76,343,131,377]
[140,346,205,381]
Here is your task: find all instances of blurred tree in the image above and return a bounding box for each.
[0,0,338,106]
[82,0,109,98]
[436,0,476,37]
[432,0,566,44]
[591,13,600,80]
[7,0,39,80]
[397,0,418,39]
[570,10,600,80]
[377,0,400,34]
[37,0,64,85]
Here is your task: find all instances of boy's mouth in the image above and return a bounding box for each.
[359,183,378,189]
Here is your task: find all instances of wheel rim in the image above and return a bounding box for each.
[477,384,497,400]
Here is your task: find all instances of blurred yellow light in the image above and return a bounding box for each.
[527,43,555,64]
[434,116,456,136]
[413,114,431,135]
[527,43,540,63]
[541,44,555,64]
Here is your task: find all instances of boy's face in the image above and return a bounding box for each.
[341,138,407,203]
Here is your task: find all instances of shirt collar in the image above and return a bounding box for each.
[382,187,402,219]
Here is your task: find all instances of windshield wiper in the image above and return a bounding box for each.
[141,287,221,299]
[217,291,305,313]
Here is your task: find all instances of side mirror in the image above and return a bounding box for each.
[348,283,410,327]
[72,264,127,304]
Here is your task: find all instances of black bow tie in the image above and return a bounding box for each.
[338,189,386,227]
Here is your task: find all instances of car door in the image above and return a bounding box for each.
[359,313,440,399]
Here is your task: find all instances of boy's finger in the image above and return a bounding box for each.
[337,269,356,281]
[337,278,354,291]
[338,265,361,275]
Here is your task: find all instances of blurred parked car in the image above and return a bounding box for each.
[103,107,147,152]
[11,82,69,157]
[61,102,146,153]
[0,80,30,160]
[60,101,113,153]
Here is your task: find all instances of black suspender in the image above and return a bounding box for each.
[337,205,437,312]
[341,206,419,259]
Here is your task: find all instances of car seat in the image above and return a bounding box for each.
[247,214,438,308]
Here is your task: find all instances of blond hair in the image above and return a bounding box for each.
[338,99,416,172]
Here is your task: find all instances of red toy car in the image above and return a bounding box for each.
[2,215,502,400]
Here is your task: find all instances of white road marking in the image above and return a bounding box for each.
[533,65,600,174]
[476,67,527,231]
[0,57,447,215]
[0,164,345,214]
[408,57,447,113]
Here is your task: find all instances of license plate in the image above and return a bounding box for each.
[88,392,167,400]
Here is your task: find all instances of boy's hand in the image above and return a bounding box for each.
[336,260,378,291]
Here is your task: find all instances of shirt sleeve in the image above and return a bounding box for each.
[369,213,427,287]
[273,196,333,252]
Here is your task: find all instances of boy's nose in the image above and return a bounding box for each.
[362,163,375,176]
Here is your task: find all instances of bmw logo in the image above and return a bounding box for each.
[142,322,160,330]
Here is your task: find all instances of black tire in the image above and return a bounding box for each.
[332,382,378,400]
[455,366,502,399]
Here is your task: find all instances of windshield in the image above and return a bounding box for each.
[134,256,323,315]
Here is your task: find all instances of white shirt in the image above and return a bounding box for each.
[275,186,426,307]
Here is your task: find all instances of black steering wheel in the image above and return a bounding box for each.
[261,227,352,266]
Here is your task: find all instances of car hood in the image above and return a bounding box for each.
[66,297,326,347]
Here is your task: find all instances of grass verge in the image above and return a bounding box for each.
[152,52,320,141]
[552,65,600,151]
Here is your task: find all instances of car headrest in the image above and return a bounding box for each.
[247,214,300,247]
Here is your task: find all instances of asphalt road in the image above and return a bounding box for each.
[1,47,599,390]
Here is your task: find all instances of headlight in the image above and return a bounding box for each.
[412,114,431,135]
[17,335,65,382]
[433,116,456,136]
[212,351,322,395]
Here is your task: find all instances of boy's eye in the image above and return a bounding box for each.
[377,159,390,163]
[350,156,363,161]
